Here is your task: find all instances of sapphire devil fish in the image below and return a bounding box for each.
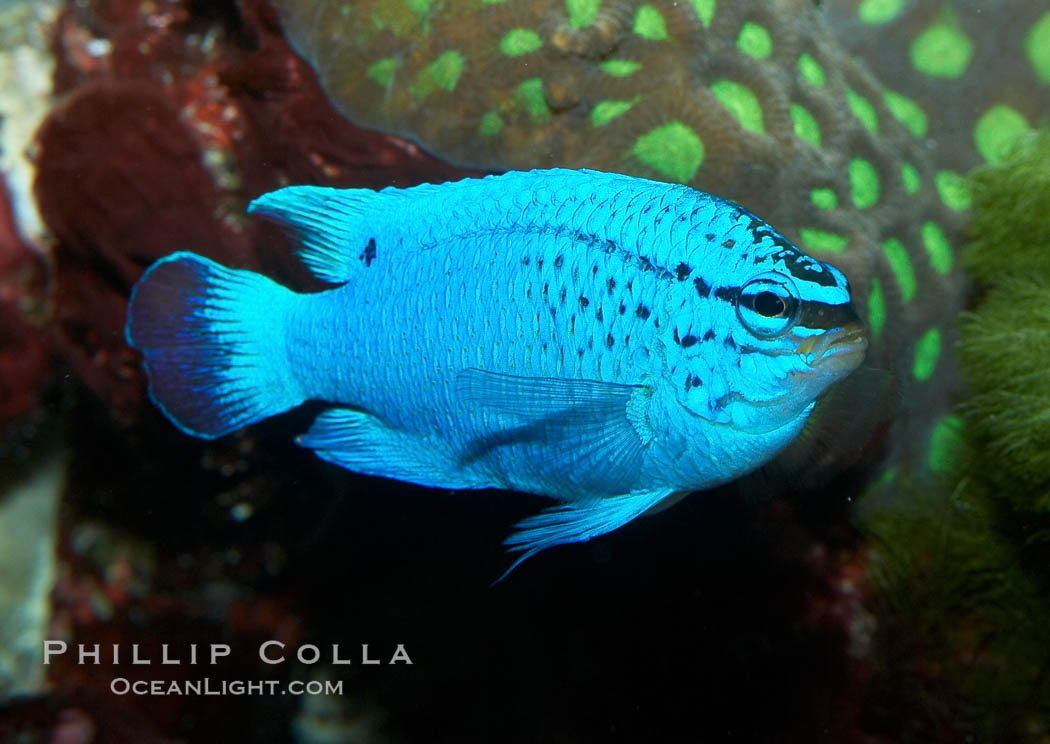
[126,169,868,577]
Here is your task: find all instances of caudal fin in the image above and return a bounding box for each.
[125,251,304,439]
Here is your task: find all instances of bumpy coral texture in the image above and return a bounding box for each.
[270,0,986,476]
[826,1,1049,172]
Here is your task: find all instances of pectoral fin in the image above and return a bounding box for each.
[297,407,479,489]
[455,369,652,495]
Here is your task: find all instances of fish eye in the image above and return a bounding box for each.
[736,274,800,338]
[753,291,786,318]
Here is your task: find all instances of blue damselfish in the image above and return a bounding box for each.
[126,169,867,574]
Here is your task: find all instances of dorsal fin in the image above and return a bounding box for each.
[248,185,397,284]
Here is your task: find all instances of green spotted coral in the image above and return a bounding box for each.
[267,0,1043,473]
[827,0,1047,173]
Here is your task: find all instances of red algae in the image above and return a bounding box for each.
[0,172,49,430]
[37,0,478,422]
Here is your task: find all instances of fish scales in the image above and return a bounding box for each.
[286,177,666,421]
[125,169,867,574]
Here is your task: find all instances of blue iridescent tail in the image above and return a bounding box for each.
[125,251,304,439]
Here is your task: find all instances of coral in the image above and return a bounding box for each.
[825,0,1049,173]
[0,0,60,245]
[268,0,977,482]
[0,450,63,700]
[0,169,50,452]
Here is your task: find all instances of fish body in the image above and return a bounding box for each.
[126,169,867,571]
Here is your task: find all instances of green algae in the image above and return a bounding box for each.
[959,129,1050,509]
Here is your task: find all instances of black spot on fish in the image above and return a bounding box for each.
[543,283,549,300]
[714,286,738,303]
[358,237,377,267]
[550,306,557,320]
[626,279,633,292]
[642,204,653,214]
[654,317,660,328]
[703,329,716,341]
[522,255,530,266]
[673,327,680,344]
[578,348,585,358]
[722,238,736,250]
[570,315,577,333]
[554,255,564,269]
[607,277,616,295]
[692,375,703,388]
[675,263,692,280]
[618,302,626,315]
[559,287,567,304]
[538,257,544,270]
[592,264,599,277]
[694,277,711,298]
[542,342,548,351]
[706,233,716,242]
[636,305,651,320]
[606,333,614,349]
[624,333,630,344]
[778,251,837,287]
[680,334,698,348]
[725,336,737,350]
[596,307,604,323]
[579,295,590,309]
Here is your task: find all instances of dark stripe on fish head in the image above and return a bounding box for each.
[669,221,866,431]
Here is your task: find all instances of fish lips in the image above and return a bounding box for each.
[799,323,869,375]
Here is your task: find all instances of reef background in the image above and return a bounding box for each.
[0,0,1047,742]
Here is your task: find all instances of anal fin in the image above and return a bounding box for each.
[297,408,478,489]
[495,489,676,583]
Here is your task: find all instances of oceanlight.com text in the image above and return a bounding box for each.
[109,678,344,696]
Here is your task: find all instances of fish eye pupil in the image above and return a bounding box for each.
[754,291,786,317]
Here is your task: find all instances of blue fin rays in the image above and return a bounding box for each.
[494,489,676,584]
[125,252,304,438]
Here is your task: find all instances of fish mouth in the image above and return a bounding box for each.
[799,323,869,370]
